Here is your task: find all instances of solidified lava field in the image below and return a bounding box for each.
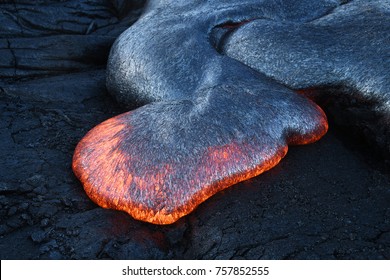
[0,1,389,259]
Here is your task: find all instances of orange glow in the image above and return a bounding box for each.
[287,100,329,145]
[73,108,328,225]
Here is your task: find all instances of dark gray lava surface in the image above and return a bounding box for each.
[0,0,389,259]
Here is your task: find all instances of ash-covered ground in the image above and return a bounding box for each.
[0,0,389,259]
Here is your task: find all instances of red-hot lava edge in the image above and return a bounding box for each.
[73,105,328,225]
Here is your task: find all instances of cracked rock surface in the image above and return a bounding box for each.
[0,0,389,259]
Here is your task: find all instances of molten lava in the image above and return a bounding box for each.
[73,105,328,225]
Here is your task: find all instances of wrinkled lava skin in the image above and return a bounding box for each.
[73,0,389,224]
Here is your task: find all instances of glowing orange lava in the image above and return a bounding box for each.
[73,106,328,225]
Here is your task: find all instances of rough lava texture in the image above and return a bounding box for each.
[0,0,389,259]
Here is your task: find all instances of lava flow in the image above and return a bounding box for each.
[73,102,328,225]
[72,0,334,225]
